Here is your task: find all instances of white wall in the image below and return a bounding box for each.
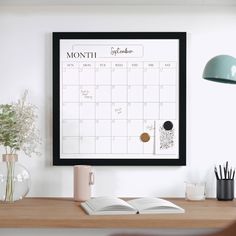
[0,5,236,198]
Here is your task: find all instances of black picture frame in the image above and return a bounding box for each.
[53,32,186,166]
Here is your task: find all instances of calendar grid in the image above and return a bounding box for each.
[94,64,97,153]
[62,101,176,104]
[61,60,177,155]
[126,62,129,154]
[142,61,145,154]
[111,64,113,154]
[61,63,64,154]
[158,64,161,121]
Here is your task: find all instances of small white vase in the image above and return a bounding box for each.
[0,154,30,202]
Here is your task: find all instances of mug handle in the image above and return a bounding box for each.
[89,172,95,185]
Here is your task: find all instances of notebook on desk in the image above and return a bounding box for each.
[81,196,185,215]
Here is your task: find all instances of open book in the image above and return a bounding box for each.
[81,197,185,215]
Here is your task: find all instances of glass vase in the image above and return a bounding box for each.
[0,154,30,202]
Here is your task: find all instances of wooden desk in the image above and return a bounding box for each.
[0,198,235,228]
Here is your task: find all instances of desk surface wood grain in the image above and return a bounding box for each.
[0,198,235,228]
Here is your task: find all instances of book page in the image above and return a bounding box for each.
[86,197,135,212]
[127,197,182,211]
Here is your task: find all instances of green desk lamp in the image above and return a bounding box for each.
[203,55,236,83]
[203,55,236,200]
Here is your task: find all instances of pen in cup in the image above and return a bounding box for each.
[215,162,234,201]
[215,162,235,180]
[214,166,219,180]
[219,165,223,179]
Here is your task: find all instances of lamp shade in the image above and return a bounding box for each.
[203,55,236,84]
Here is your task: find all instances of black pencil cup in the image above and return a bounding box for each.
[217,179,234,201]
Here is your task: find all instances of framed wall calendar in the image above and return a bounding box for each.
[53,32,186,166]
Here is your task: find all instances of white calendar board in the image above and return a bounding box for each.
[53,33,186,165]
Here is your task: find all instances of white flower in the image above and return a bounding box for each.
[0,90,41,156]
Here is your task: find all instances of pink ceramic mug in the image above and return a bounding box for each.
[74,165,94,201]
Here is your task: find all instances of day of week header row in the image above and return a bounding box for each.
[63,61,177,69]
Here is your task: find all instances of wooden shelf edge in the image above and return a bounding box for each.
[0,198,235,228]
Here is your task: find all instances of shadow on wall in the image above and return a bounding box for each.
[44,32,53,167]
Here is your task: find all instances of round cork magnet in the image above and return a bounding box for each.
[140,133,150,142]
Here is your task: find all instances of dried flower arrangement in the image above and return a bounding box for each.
[0,91,41,201]
[0,90,41,156]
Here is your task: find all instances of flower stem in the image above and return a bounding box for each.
[5,160,15,202]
